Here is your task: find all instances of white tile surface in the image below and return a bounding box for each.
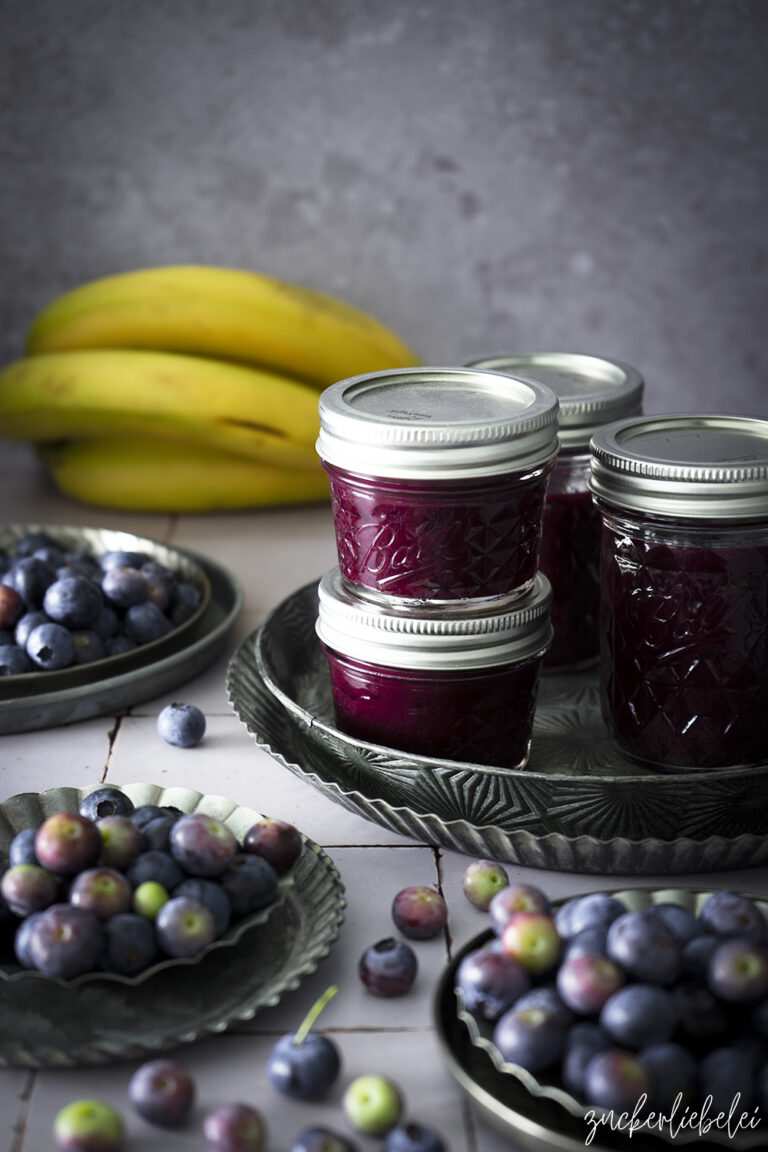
[3,467,768,1152]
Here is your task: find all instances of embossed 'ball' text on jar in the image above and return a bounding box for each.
[316,367,560,605]
[316,567,553,769]
[468,352,644,670]
[589,414,768,772]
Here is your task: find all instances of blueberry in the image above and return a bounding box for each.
[455,944,531,1021]
[699,1045,758,1113]
[99,549,148,572]
[71,630,107,664]
[130,804,169,829]
[0,644,34,675]
[157,702,206,748]
[14,609,51,649]
[555,893,625,940]
[14,911,44,968]
[385,1122,447,1152]
[101,566,149,608]
[4,556,56,608]
[599,984,678,1049]
[105,634,138,656]
[26,622,75,670]
[359,938,417,997]
[101,912,158,975]
[681,932,721,979]
[92,605,120,639]
[672,980,731,1046]
[141,561,177,612]
[141,814,178,852]
[564,926,609,959]
[170,582,202,624]
[561,1022,612,1095]
[79,787,136,821]
[43,574,102,628]
[124,601,173,644]
[268,1032,341,1101]
[14,531,58,557]
[649,902,702,945]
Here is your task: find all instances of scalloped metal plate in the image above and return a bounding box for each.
[0,783,346,1067]
[455,887,768,1150]
[226,585,768,874]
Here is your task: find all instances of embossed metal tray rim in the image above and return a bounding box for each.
[456,887,768,1149]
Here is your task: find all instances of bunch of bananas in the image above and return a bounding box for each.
[0,265,419,511]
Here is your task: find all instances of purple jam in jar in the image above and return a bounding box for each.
[316,568,552,768]
[323,463,550,602]
[590,414,768,771]
[317,366,559,605]
[467,353,644,669]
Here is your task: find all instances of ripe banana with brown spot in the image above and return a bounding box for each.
[25,265,420,388]
[0,349,322,469]
[39,437,330,512]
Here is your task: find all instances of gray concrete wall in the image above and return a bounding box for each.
[1,0,766,417]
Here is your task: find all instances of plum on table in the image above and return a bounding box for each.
[391,885,448,940]
[129,1058,196,1128]
[359,938,417,997]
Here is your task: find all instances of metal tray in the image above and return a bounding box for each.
[455,887,768,1149]
[226,582,768,874]
[435,933,736,1152]
[0,530,242,733]
[0,783,346,1067]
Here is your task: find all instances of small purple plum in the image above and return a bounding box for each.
[488,883,551,936]
[203,1102,267,1151]
[500,911,562,976]
[101,913,157,975]
[555,893,626,940]
[243,817,302,874]
[639,1041,698,1112]
[219,854,278,916]
[169,812,237,877]
[69,868,132,920]
[129,1058,196,1128]
[96,816,142,870]
[391,886,448,940]
[267,986,341,1100]
[462,859,509,910]
[707,937,768,1003]
[28,904,104,978]
[599,984,678,1050]
[699,891,767,943]
[455,944,531,1021]
[155,896,215,958]
[606,909,682,985]
[53,1098,124,1151]
[556,951,625,1015]
[583,1048,652,1113]
[0,862,57,917]
[174,878,231,937]
[359,938,417,997]
[35,812,102,876]
[492,997,567,1073]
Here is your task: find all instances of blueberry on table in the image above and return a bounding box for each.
[359,938,417,997]
[53,1098,125,1151]
[129,1058,196,1128]
[267,986,341,1100]
[26,621,75,670]
[391,885,448,940]
[203,1102,267,1152]
[157,702,207,748]
[243,817,302,874]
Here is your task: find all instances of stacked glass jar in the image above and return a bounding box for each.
[314,366,560,769]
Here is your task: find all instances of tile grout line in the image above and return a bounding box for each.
[9,1069,36,1152]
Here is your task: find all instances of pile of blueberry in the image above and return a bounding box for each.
[0,786,301,979]
[455,866,768,1124]
[0,530,203,675]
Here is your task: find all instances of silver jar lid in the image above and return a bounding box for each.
[589,413,768,520]
[466,353,644,449]
[316,366,559,480]
[316,568,553,671]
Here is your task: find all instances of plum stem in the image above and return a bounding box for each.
[293,984,338,1046]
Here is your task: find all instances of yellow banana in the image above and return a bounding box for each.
[25,265,420,388]
[39,437,330,512]
[0,349,322,469]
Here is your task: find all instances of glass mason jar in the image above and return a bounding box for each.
[316,367,559,606]
[590,414,768,771]
[467,353,644,669]
[316,567,553,768]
